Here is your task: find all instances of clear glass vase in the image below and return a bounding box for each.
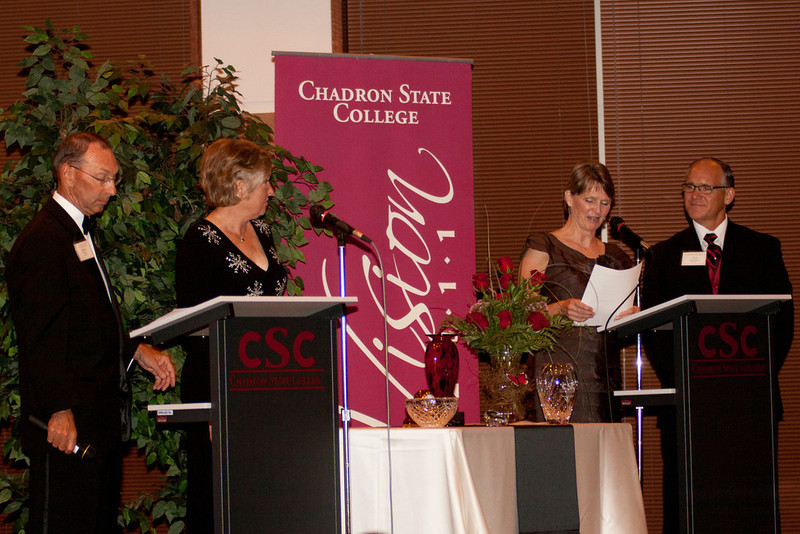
[481,348,532,423]
[535,362,578,424]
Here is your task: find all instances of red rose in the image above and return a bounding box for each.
[528,269,547,286]
[467,311,489,330]
[473,272,490,292]
[497,256,514,274]
[527,311,550,331]
[497,310,513,329]
[507,372,528,386]
[499,273,513,290]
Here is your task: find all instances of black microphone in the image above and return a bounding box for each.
[29,415,97,460]
[310,204,373,244]
[608,216,651,253]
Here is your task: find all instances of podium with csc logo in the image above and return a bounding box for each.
[609,294,791,534]
[136,296,355,533]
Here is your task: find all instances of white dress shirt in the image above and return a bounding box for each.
[692,215,729,252]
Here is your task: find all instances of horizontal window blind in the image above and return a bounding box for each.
[0,1,199,173]
[349,1,800,530]
[346,0,600,274]
[602,1,800,530]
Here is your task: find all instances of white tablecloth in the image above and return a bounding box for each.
[571,424,648,533]
[343,423,647,534]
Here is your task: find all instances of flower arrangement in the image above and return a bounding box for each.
[439,256,571,357]
[439,256,571,422]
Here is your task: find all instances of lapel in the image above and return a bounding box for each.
[677,226,702,251]
[91,239,123,322]
[86,239,116,311]
[84,220,133,441]
[718,221,741,293]
[675,226,713,293]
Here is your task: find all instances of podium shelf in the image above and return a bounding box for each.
[614,388,676,408]
[148,402,212,423]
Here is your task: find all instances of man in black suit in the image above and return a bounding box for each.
[641,156,793,531]
[6,132,176,533]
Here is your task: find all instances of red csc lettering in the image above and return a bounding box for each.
[238,328,317,368]
[698,322,758,358]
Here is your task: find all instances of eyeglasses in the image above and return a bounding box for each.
[681,183,729,195]
[69,164,122,186]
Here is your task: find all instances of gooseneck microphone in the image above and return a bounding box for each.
[310,204,373,244]
[608,216,651,253]
[29,415,97,460]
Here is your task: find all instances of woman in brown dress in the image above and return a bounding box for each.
[519,161,637,422]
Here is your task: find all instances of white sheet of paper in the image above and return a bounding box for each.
[578,263,642,328]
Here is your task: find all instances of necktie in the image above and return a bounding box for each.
[82,215,96,235]
[704,233,722,294]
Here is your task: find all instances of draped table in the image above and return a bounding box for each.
[344,423,647,534]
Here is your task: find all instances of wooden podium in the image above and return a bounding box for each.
[606,294,791,534]
[134,296,355,533]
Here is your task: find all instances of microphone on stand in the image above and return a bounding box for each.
[29,415,97,460]
[608,216,651,255]
[309,203,381,532]
[310,204,373,244]
[606,218,649,471]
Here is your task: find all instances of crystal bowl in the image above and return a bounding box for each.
[405,397,458,428]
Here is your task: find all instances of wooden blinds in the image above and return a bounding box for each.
[345,0,800,530]
[345,0,600,272]
[0,2,199,108]
[0,1,200,177]
[600,1,800,529]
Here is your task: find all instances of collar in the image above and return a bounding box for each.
[692,216,729,251]
[53,191,87,233]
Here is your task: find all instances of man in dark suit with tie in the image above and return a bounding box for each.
[641,156,793,532]
[6,132,176,533]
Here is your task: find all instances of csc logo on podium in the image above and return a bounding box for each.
[238,327,316,368]
[229,327,325,391]
[692,319,767,378]
[698,322,758,359]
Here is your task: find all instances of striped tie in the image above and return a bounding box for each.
[704,233,722,294]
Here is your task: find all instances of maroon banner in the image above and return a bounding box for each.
[274,52,477,425]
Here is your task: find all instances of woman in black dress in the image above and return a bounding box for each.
[519,161,637,422]
[175,138,287,532]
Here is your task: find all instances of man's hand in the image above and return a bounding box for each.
[134,343,177,391]
[48,409,78,454]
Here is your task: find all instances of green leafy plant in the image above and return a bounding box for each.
[0,21,331,532]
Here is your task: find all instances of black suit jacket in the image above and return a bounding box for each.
[641,221,794,415]
[7,197,136,455]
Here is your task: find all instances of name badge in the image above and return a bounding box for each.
[74,239,94,262]
[681,251,706,266]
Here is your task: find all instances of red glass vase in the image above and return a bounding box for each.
[424,334,459,397]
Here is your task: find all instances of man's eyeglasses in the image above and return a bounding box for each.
[69,164,122,186]
[681,183,729,195]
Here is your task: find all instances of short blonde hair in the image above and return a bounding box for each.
[199,138,273,207]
